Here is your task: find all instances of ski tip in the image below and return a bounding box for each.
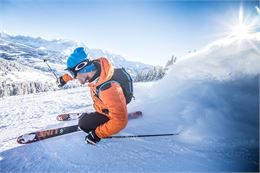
[56,113,70,121]
[17,136,23,144]
[17,135,28,144]
[17,133,37,144]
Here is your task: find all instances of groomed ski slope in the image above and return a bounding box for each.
[1,33,260,172]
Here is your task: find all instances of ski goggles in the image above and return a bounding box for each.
[65,59,90,78]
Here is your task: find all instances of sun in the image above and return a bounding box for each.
[230,5,251,38]
[232,23,250,38]
[227,4,258,39]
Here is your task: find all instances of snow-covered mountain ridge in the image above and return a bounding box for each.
[0,32,153,97]
[0,32,152,72]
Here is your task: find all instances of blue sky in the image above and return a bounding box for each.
[1,0,259,65]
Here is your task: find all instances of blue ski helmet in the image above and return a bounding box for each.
[66,47,96,76]
[67,47,88,69]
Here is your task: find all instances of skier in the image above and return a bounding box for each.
[58,47,128,145]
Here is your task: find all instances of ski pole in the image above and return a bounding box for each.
[43,59,59,82]
[105,133,179,139]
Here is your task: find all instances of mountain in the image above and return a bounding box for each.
[0,32,152,71]
[1,33,259,172]
[0,32,153,97]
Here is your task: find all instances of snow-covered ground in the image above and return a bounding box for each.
[0,33,259,172]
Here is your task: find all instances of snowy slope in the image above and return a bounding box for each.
[0,33,259,172]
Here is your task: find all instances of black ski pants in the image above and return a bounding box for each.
[78,112,109,134]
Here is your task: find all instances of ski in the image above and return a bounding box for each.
[17,124,179,144]
[57,111,143,121]
[17,125,80,144]
[18,111,143,144]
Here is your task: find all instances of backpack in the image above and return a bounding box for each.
[96,68,134,104]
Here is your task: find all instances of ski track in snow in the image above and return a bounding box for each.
[1,34,260,172]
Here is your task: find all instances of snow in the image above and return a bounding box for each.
[5,71,55,83]
[0,33,260,172]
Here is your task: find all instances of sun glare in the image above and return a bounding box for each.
[232,23,250,38]
[227,4,258,39]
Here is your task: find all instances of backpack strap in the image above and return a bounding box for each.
[96,80,120,97]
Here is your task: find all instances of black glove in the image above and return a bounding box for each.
[85,130,100,145]
[58,76,66,88]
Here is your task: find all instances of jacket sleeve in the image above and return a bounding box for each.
[95,82,128,138]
